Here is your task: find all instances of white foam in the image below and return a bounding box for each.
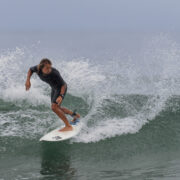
[72,34,180,143]
[0,109,59,138]
[2,80,50,106]
[0,34,180,142]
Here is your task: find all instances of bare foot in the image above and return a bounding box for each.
[59,125,73,132]
[71,113,80,123]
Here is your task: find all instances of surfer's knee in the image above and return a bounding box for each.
[51,103,58,112]
[60,107,65,111]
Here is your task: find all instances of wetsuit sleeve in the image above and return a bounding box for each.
[55,69,66,86]
[30,65,38,73]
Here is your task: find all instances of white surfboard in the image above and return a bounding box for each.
[39,120,82,142]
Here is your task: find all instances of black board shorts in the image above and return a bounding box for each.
[51,86,67,104]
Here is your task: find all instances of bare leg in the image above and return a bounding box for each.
[60,107,80,122]
[51,103,73,131]
[60,107,73,115]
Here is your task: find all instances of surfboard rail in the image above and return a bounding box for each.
[39,120,82,142]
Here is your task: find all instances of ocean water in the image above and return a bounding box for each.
[0,32,180,180]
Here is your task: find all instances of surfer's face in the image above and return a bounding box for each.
[42,64,52,74]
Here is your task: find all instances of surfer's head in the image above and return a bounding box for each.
[38,58,52,74]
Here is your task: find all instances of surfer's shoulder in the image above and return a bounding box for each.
[52,67,60,75]
[30,65,38,73]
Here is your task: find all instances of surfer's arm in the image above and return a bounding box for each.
[26,66,38,81]
[55,69,67,97]
[25,65,38,91]
[27,69,33,80]
[25,69,33,91]
[56,84,67,105]
[60,83,67,96]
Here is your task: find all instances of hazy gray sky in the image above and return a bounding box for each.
[0,0,179,32]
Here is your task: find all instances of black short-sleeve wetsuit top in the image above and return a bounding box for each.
[30,65,67,104]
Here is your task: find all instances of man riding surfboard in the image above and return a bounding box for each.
[25,58,80,131]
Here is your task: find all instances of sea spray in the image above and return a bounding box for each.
[0,34,180,143]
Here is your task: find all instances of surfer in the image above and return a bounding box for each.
[25,58,80,131]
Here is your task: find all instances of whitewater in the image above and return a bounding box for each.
[0,34,180,144]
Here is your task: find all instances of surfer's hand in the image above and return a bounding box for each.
[25,80,31,91]
[56,96,62,105]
